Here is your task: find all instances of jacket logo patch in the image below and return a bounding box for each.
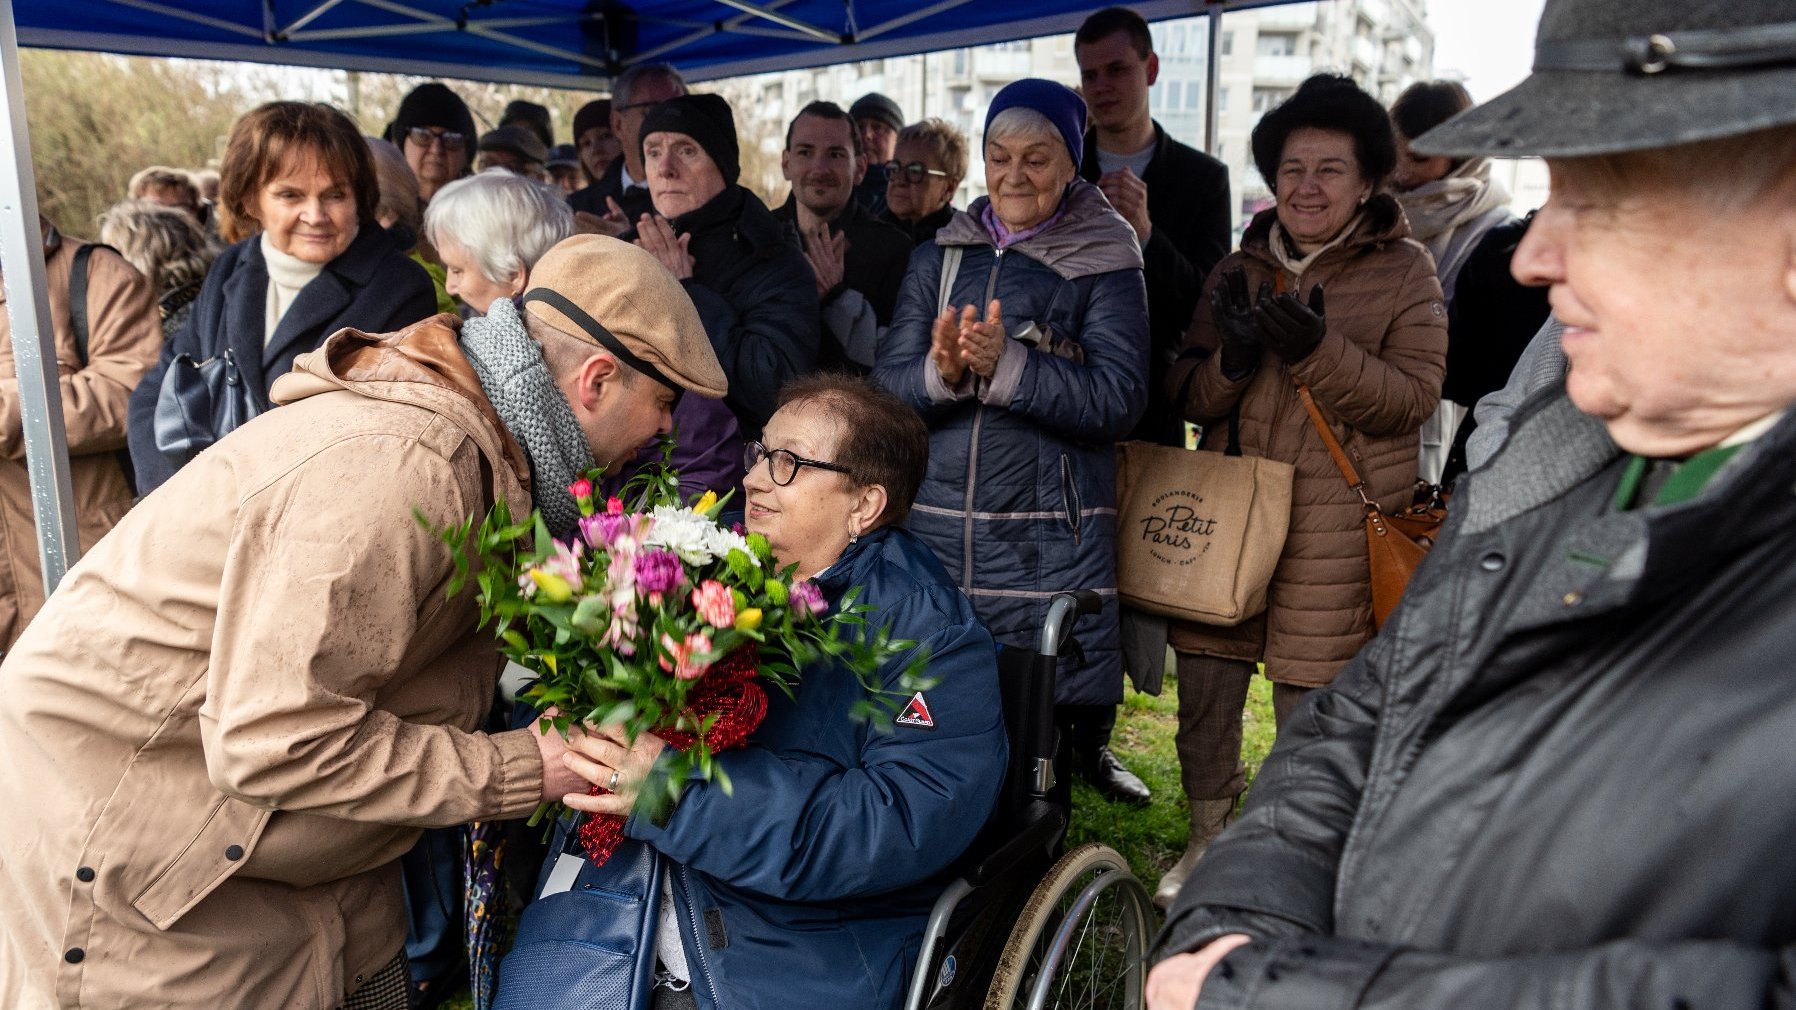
[896,692,936,729]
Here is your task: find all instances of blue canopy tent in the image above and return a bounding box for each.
[0,0,1291,592]
[10,0,1286,87]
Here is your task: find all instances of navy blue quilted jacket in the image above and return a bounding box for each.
[873,182,1148,706]
[496,527,1007,1010]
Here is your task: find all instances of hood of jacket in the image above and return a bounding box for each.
[1241,191,1411,269]
[273,313,531,498]
[935,179,1144,280]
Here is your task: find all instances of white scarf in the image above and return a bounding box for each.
[1267,211,1363,287]
[260,232,329,346]
[1397,159,1510,267]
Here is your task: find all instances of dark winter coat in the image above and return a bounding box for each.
[125,226,436,493]
[499,526,1007,1010]
[773,194,917,372]
[1160,393,1796,1010]
[1083,123,1232,446]
[1165,196,1446,688]
[881,204,958,248]
[568,156,655,222]
[1441,214,1553,480]
[655,185,820,435]
[873,181,1148,707]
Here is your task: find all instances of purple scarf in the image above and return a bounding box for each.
[979,191,1070,250]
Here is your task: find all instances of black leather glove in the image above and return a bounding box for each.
[1256,284,1327,362]
[1210,267,1264,379]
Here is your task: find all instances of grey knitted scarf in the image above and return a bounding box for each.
[460,298,596,538]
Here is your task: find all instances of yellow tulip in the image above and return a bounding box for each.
[530,569,574,602]
[734,608,763,631]
[694,490,720,514]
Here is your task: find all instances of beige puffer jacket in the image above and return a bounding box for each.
[1165,195,1447,687]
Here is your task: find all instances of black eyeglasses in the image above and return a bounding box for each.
[615,100,661,115]
[884,160,949,184]
[407,126,467,151]
[744,440,851,486]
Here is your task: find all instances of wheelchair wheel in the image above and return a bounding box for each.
[983,843,1152,1010]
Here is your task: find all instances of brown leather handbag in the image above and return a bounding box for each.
[1296,383,1447,629]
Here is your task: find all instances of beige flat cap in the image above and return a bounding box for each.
[522,234,728,399]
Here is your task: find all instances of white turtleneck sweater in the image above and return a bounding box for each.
[259,232,334,346]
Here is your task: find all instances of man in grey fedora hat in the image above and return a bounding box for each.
[1147,2,1796,1007]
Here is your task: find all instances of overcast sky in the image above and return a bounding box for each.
[1428,0,1546,103]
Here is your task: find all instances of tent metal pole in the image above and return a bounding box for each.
[0,0,80,595]
[1205,4,1222,156]
[710,0,839,43]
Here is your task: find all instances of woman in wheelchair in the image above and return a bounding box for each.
[494,373,1010,1010]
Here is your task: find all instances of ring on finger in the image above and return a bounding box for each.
[606,769,620,791]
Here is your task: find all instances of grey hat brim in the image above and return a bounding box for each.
[1414,66,1796,158]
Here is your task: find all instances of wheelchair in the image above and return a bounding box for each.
[902,590,1156,1010]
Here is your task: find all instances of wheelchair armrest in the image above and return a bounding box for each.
[967,799,1066,888]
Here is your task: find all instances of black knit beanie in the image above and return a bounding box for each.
[573,99,611,140]
[639,94,740,185]
[387,82,477,150]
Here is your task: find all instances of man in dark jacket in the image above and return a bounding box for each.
[773,101,915,373]
[569,62,687,234]
[1077,6,1231,449]
[627,93,820,495]
[1149,2,1796,1008]
[1071,5,1232,809]
[849,92,904,217]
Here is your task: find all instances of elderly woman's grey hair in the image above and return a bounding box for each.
[424,168,576,286]
[985,106,1070,159]
[97,199,216,295]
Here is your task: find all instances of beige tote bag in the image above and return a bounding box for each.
[1114,427,1294,626]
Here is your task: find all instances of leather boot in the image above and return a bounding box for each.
[1154,797,1238,910]
[1083,745,1152,805]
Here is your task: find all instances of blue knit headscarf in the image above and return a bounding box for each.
[984,79,1088,171]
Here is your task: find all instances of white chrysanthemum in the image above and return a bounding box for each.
[643,505,757,567]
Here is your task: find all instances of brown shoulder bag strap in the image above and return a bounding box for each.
[1295,381,1378,510]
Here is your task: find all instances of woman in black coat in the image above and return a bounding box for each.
[127,102,436,494]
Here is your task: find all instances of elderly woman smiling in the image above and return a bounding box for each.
[502,374,1008,1010]
[1155,73,1446,909]
[874,78,1148,806]
[424,168,575,315]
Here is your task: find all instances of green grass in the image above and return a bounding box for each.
[1065,665,1277,886]
[440,660,1278,1008]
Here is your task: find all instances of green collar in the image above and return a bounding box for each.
[1612,441,1749,511]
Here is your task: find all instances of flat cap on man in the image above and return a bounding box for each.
[522,235,728,399]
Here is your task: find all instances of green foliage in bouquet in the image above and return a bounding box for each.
[424,456,932,825]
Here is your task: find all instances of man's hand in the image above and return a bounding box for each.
[1098,167,1152,245]
[573,196,631,238]
[932,305,970,385]
[560,723,669,817]
[803,222,848,300]
[958,298,1005,379]
[1146,934,1252,1010]
[634,214,695,279]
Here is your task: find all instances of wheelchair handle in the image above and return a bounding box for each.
[1038,590,1103,658]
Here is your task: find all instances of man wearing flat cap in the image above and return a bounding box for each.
[0,236,730,1009]
[1148,1,1796,1008]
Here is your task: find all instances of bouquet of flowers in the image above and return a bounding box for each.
[431,464,929,864]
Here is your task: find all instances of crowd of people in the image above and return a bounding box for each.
[4,0,1793,1007]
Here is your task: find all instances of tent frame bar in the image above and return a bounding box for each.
[711,0,840,44]
[0,0,82,596]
